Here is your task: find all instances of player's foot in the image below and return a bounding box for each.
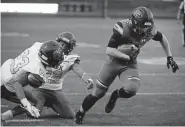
[183,44,185,47]
[74,111,85,124]
[1,118,5,126]
[105,90,118,113]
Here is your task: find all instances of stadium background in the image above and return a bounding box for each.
[1,0,185,126]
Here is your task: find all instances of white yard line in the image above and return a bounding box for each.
[64,92,185,96]
[5,119,44,122]
[85,73,185,76]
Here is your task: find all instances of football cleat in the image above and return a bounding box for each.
[74,111,85,124]
[105,91,118,113]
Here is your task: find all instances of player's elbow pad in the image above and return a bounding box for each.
[153,31,163,42]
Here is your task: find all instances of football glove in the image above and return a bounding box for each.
[129,48,140,61]
[167,56,179,73]
[20,98,40,118]
[86,79,94,90]
[81,73,94,90]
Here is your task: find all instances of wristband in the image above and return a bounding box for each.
[20,98,30,107]
[81,73,91,83]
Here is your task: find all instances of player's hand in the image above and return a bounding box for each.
[129,46,140,61]
[86,79,94,90]
[21,104,40,118]
[167,56,179,73]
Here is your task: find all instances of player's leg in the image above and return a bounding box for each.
[1,85,26,121]
[183,14,185,47]
[33,88,48,112]
[49,90,74,119]
[75,60,119,124]
[105,64,140,113]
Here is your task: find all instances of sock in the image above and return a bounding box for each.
[79,106,85,113]
[1,110,13,121]
[117,88,135,98]
[80,94,99,113]
[111,89,119,99]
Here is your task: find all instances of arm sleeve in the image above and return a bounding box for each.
[107,21,127,48]
[107,33,122,48]
[152,31,163,42]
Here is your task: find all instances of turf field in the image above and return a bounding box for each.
[1,15,185,126]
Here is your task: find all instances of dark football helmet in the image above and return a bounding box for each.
[56,32,76,55]
[131,6,154,35]
[38,40,64,67]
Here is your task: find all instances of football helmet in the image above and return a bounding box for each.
[38,40,64,67]
[56,32,76,55]
[131,6,154,35]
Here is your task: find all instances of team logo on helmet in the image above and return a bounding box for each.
[133,9,142,19]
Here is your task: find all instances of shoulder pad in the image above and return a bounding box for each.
[33,42,42,47]
[113,19,131,36]
[64,54,80,62]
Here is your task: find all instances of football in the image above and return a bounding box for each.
[117,44,138,55]
[28,73,45,88]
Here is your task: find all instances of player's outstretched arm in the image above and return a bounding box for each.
[72,63,94,90]
[10,70,40,118]
[153,32,179,73]
[177,1,183,21]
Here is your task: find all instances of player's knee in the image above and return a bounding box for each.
[125,76,140,94]
[120,77,140,98]
[92,79,108,98]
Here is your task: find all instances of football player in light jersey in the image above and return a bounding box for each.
[75,6,179,124]
[29,32,94,119]
[177,0,185,47]
[1,40,64,121]
[5,32,95,120]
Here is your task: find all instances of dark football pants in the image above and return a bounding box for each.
[97,56,139,88]
[183,14,185,44]
[32,88,74,119]
[1,85,20,103]
[1,85,36,104]
[1,85,38,116]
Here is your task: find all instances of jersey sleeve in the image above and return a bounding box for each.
[152,26,163,42]
[64,54,80,66]
[108,20,130,48]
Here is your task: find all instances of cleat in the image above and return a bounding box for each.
[74,111,85,124]
[1,118,5,126]
[105,91,118,113]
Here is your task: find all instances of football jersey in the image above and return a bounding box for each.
[1,42,47,92]
[108,19,157,49]
[179,0,185,14]
[39,54,80,90]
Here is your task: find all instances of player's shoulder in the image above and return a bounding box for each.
[113,19,132,36]
[64,54,80,62]
[32,42,42,47]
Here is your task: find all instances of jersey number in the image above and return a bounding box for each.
[10,49,30,74]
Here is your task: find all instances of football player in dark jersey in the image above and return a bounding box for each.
[177,0,185,47]
[74,6,179,124]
